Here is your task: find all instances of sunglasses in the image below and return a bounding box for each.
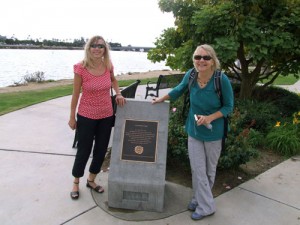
[194,55,212,61]
[90,44,105,49]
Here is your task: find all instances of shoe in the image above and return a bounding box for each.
[191,212,215,220]
[191,212,204,220]
[187,202,198,211]
[86,180,104,193]
[70,181,79,200]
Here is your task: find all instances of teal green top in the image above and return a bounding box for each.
[168,69,234,142]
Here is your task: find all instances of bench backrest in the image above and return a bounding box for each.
[121,79,141,98]
[159,73,185,89]
[112,80,141,113]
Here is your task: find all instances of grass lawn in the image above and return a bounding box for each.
[261,74,299,85]
[0,78,157,116]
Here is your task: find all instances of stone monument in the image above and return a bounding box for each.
[108,99,170,212]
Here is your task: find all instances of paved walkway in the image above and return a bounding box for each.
[0,82,299,225]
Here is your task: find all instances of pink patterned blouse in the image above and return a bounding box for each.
[74,63,113,120]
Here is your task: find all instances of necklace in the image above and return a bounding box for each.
[197,76,211,88]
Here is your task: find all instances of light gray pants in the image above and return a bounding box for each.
[188,136,222,215]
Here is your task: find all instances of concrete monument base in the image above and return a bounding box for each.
[93,172,193,221]
[108,99,170,212]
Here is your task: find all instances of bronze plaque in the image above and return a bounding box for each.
[121,119,158,162]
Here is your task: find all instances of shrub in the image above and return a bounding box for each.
[235,99,279,134]
[252,86,300,118]
[247,128,265,148]
[167,102,189,169]
[218,109,259,169]
[266,113,300,157]
[23,71,45,83]
[12,71,46,86]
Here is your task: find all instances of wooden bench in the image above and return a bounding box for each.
[145,73,185,99]
[72,80,141,148]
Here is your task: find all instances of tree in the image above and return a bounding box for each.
[73,37,86,47]
[148,0,300,99]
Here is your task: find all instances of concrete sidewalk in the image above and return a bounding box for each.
[0,84,299,225]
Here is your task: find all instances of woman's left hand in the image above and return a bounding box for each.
[196,115,212,126]
[116,94,126,106]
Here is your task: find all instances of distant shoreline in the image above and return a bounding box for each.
[0,45,83,50]
[0,45,153,52]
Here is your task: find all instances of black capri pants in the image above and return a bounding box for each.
[72,113,114,178]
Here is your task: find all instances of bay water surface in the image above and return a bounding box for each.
[0,49,170,87]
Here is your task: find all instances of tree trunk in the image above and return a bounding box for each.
[239,77,256,99]
[238,62,262,99]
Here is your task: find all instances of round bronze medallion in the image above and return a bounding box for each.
[134,146,144,154]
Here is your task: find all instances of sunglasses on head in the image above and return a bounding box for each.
[90,44,105,49]
[193,55,212,61]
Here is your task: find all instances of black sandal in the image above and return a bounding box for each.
[86,179,104,193]
[70,181,79,200]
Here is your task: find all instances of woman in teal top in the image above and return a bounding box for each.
[153,44,234,220]
[169,66,233,142]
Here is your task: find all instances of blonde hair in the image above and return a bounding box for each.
[82,35,112,70]
[193,44,220,71]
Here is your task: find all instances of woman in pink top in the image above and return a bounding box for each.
[68,35,125,200]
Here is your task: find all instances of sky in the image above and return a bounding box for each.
[0,0,175,47]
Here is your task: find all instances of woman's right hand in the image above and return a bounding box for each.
[68,118,77,130]
[152,94,170,104]
[152,98,163,104]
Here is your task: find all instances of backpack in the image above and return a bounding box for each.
[182,68,229,151]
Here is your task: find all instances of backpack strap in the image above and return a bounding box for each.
[182,68,197,119]
[213,71,229,152]
[188,68,198,91]
[213,70,222,101]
